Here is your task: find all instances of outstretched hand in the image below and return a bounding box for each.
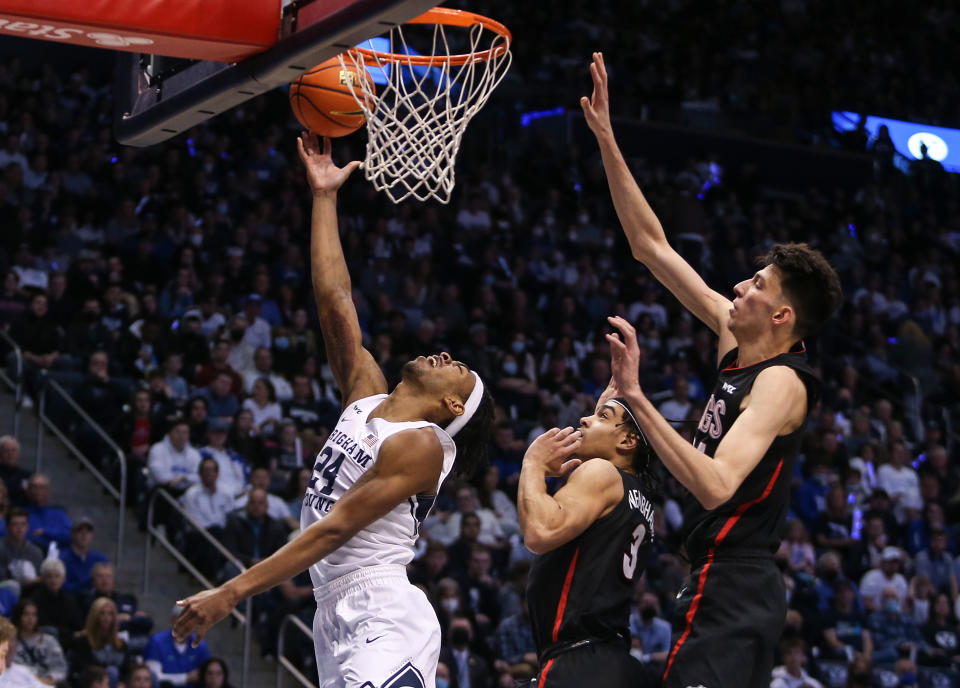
[605,316,644,398]
[173,586,239,647]
[524,427,583,478]
[580,52,613,138]
[297,131,361,196]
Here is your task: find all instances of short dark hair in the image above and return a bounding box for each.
[758,243,842,340]
[7,508,28,524]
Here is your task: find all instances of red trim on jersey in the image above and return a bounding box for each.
[723,342,807,371]
[551,547,580,643]
[539,658,555,687]
[662,456,786,682]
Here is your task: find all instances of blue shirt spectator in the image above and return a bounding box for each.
[629,602,672,661]
[492,610,536,665]
[25,474,71,549]
[59,518,109,594]
[144,616,211,687]
[867,593,927,664]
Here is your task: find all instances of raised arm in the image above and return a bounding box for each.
[173,426,443,645]
[299,133,387,407]
[518,428,622,554]
[581,53,735,361]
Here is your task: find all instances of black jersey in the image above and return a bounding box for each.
[682,343,820,564]
[527,467,654,658]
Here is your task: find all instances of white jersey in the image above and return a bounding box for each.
[302,394,456,586]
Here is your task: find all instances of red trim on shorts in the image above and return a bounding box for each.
[551,547,580,643]
[539,658,555,687]
[662,457,785,682]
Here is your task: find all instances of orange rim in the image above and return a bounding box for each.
[347,7,511,67]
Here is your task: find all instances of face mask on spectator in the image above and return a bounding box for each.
[511,341,525,354]
[882,598,900,614]
[502,362,518,376]
[274,337,290,350]
[230,328,245,341]
[441,597,459,615]
[450,627,470,648]
[436,680,449,688]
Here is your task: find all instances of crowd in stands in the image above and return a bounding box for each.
[0,7,958,685]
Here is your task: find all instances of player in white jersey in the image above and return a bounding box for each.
[173,133,494,688]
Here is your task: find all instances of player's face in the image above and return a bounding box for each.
[728,264,787,337]
[402,352,474,398]
[577,404,634,460]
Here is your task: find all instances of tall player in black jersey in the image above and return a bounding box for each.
[519,382,657,688]
[581,53,843,688]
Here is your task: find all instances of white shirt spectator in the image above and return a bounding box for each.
[227,340,256,375]
[770,665,824,688]
[430,509,505,548]
[147,436,202,489]
[11,266,48,292]
[876,462,920,521]
[627,300,668,329]
[659,398,693,428]
[456,207,491,232]
[243,316,271,350]
[242,398,283,435]
[242,371,293,402]
[0,663,49,687]
[180,483,234,529]
[859,567,908,609]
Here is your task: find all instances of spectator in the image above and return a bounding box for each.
[194,340,243,395]
[0,271,25,330]
[234,468,296,529]
[914,527,958,597]
[444,513,483,578]
[0,509,43,589]
[224,315,256,376]
[65,299,112,367]
[920,592,959,667]
[439,487,505,550]
[240,295,271,351]
[820,579,873,663]
[0,615,48,688]
[143,607,211,687]
[9,292,64,398]
[860,547,909,611]
[658,376,692,428]
[11,600,68,685]
[491,587,537,679]
[456,545,502,629]
[199,420,249,500]
[0,436,30,507]
[83,563,153,640]
[59,517,109,595]
[242,348,293,401]
[284,466,311,522]
[69,597,134,688]
[266,421,306,480]
[161,353,189,402]
[118,389,158,466]
[242,378,283,436]
[812,484,854,554]
[186,396,210,449]
[476,465,519,538]
[180,457,234,578]
[24,474,71,550]
[31,558,84,641]
[226,409,266,471]
[770,637,824,688]
[779,519,816,575]
[74,350,123,436]
[120,664,154,688]
[438,615,492,688]
[74,665,110,688]
[628,592,671,675]
[282,374,336,432]
[194,658,235,688]
[146,420,201,494]
[220,488,287,570]
[876,440,921,523]
[198,373,239,424]
[868,588,927,664]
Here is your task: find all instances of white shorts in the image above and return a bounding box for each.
[313,564,441,688]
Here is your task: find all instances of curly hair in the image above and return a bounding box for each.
[758,243,843,340]
[449,387,495,480]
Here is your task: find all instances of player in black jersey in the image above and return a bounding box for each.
[519,382,657,688]
[581,53,843,688]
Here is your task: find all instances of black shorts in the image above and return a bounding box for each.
[536,641,642,688]
[662,557,786,688]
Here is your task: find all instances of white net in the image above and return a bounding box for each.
[338,12,512,204]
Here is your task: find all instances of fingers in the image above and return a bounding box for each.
[607,316,638,347]
[323,136,332,157]
[345,160,362,175]
[542,428,561,439]
[559,458,582,478]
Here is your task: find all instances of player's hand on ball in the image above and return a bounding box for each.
[606,315,644,398]
[173,586,239,647]
[297,131,361,196]
[580,52,612,138]
[524,427,582,477]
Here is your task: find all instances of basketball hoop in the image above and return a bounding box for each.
[338,7,512,204]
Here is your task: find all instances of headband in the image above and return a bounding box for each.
[445,372,484,437]
[608,397,649,448]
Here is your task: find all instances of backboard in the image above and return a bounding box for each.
[113,0,438,146]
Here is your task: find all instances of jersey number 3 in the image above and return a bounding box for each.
[622,523,647,579]
[309,447,345,495]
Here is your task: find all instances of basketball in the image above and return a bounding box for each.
[289,56,375,138]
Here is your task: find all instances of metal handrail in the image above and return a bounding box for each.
[35,379,126,566]
[276,614,315,688]
[0,328,23,440]
[144,488,252,688]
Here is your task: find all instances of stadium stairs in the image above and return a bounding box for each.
[0,385,279,688]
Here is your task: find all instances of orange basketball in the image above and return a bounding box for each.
[289,57,376,138]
